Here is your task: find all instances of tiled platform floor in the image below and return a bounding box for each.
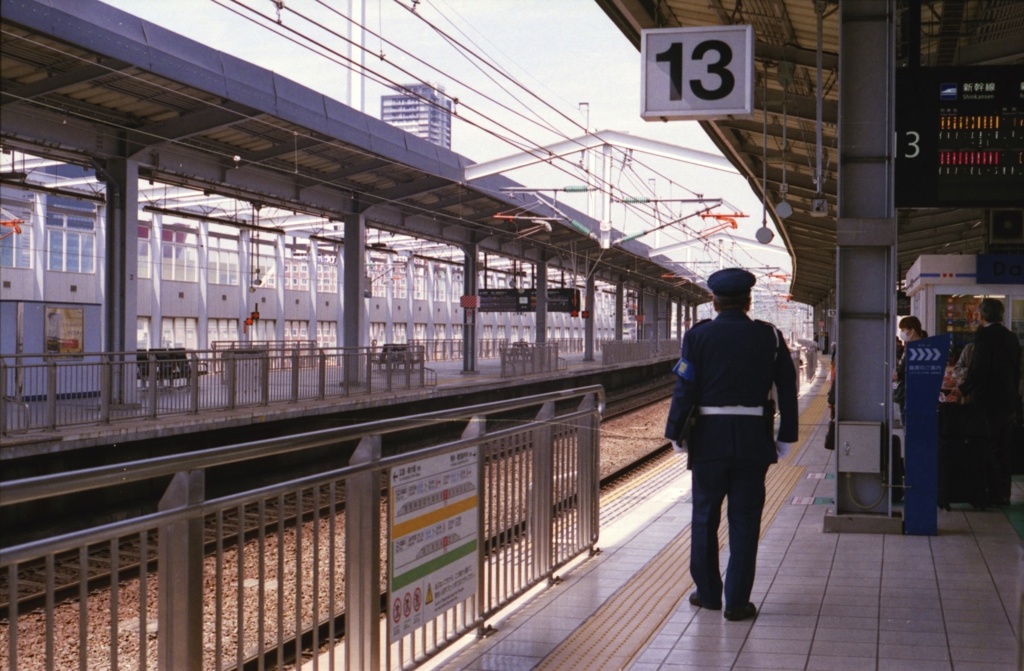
[436,373,1024,671]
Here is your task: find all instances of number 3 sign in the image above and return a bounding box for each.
[641,26,755,120]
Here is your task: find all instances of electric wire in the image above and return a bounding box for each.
[0,4,763,291]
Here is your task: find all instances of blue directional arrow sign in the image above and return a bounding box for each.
[903,333,951,536]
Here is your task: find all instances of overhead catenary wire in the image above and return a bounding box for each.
[2,1,765,290]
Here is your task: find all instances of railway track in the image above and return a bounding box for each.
[1,383,675,669]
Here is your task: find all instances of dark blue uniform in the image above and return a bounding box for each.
[664,296,798,615]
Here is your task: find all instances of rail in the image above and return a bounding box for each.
[0,345,435,435]
[0,385,604,671]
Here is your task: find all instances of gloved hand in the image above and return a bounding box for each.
[670,439,687,454]
[776,441,792,458]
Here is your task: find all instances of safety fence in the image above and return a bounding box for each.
[498,343,565,377]
[599,339,680,365]
[1,345,433,435]
[407,338,585,362]
[0,385,604,671]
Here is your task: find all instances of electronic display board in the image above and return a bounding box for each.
[477,288,581,313]
[478,289,532,313]
[895,66,1024,208]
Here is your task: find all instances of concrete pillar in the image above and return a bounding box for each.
[342,214,367,348]
[830,0,898,524]
[462,244,478,373]
[584,269,596,361]
[615,279,624,340]
[535,259,548,344]
[99,157,139,358]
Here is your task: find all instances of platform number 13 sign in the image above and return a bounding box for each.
[641,26,755,121]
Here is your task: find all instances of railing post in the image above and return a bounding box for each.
[346,435,382,671]
[46,357,57,430]
[158,469,205,671]
[99,354,111,424]
[461,416,488,634]
[260,350,270,406]
[531,401,555,579]
[417,346,424,388]
[189,352,200,413]
[146,354,159,418]
[318,350,326,399]
[576,393,600,549]
[0,360,8,435]
[290,347,300,401]
[226,352,237,409]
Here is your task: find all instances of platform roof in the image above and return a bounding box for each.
[597,0,1024,306]
[0,0,709,303]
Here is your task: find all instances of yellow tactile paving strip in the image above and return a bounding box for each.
[537,389,830,671]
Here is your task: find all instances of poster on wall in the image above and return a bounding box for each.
[45,306,84,355]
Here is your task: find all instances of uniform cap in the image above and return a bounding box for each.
[707,267,756,297]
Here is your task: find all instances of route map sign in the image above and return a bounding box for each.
[388,448,478,642]
[896,65,1024,208]
[641,25,755,120]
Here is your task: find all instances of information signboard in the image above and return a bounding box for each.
[477,288,581,313]
[896,66,1024,208]
[389,448,478,642]
[903,333,951,536]
[641,26,755,120]
[478,289,532,313]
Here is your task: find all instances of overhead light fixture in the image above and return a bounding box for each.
[775,200,793,219]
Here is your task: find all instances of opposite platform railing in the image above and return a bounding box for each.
[0,385,604,671]
[0,345,433,435]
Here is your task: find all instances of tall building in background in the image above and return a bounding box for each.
[380,83,452,149]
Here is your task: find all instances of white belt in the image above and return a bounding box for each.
[699,405,764,416]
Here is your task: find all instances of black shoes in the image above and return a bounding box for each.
[724,602,757,621]
[688,591,721,610]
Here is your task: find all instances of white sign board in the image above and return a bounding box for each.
[641,26,755,120]
[388,447,478,642]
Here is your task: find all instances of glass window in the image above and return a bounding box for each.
[413,265,426,300]
[284,320,309,344]
[161,317,198,349]
[1,214,32,268]
[208,235,239,286]
[316,321,337,348]
[207,318,239,348]
[284,244,310,291]
[369,321,386,344]
[46,208,96,273]
[433,274,448,301]
[137,317,151,349]
[161,227,198,282]
[137,224,151,279]
[317,254,338,293]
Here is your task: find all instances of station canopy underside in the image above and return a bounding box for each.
[598,0,1024,306]
[0,0,710,305]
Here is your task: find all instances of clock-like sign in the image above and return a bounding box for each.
[896,66,1024,208]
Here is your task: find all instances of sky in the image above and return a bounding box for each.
[100,0,798,321]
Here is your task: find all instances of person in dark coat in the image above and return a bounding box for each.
[954,298,1022,506]
[664,267,799,622]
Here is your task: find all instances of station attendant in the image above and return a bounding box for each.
[664,267,799,621]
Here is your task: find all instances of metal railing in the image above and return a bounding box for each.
[498,343,564,377]
[600,339,680,365]
[1,345,435,435]
[0,385,603,670]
